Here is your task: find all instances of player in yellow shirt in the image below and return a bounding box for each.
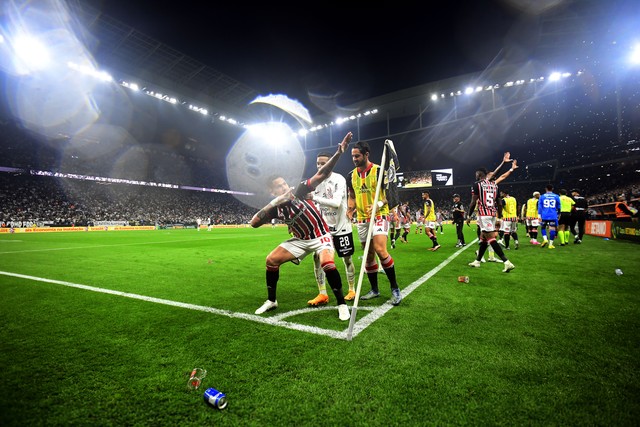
[557,188,575,246]
[347,140,402,305]
[521,191,541,245]
[421,191,441,251]
[498,189,520,250]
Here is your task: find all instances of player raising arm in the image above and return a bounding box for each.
[250,132,353,320]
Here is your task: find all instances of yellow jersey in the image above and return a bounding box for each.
[350,163,389,221]
[502,196,517,220]
[423,199,436,221]
[525,197,539,218]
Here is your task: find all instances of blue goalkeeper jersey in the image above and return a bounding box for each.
[538,192,561,220]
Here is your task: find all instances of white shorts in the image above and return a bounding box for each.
[477,215,497,233]
[356,218,390,243]
[526,218,540,227]
[500,220,517,233]
[279,234,334,262]
[424,221,436,230]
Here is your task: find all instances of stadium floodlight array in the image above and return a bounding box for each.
[429,71,580,102]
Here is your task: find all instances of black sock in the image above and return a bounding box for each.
[477,241,488,259]
[325,268,345,305]
[367,272,379,293]
[490,240,508,261]
[266,269,278,301]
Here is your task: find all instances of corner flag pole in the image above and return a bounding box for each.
[346,141,389,341]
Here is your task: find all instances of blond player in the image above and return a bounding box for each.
[521,192,541,244]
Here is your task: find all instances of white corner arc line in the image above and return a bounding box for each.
[0,241,475,341]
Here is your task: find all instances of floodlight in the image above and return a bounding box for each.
[548,72,561,82]
[13,34,50,73]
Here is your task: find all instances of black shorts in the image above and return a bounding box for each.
[558,212,572,226]
[333,231,355,257]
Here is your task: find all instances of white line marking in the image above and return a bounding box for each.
[0,240,476,340]
[0,234,271,255]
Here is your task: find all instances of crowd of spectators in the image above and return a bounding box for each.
[0,174,255,228]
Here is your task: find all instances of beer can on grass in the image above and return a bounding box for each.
[458,276,470,283]
[204,387,228,410]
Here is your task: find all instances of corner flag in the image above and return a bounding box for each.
[383,139,400,210]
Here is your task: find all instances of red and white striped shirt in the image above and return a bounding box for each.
[472,179,499,217]
[269,180,330,240]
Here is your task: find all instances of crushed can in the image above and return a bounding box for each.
[457,276,470,283]
[204,387,228,410]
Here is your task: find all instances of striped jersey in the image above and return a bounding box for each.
[471,178,499,216]
[269,179,329,240]
[501,195,517,221]
[349,163,389,221]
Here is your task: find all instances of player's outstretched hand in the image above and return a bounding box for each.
[503,152,512,163]
[339,132,353,154]
[511,159,519,170]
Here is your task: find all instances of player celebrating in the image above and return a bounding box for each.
[347,140,402,305]
[250,132,352,320]
[308,151,357,306]
[466,167,515,272]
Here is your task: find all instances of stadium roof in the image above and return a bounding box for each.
[69,0,632,133]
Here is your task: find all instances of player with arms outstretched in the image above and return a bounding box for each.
[466,167,515,272]
[250,132,353,320]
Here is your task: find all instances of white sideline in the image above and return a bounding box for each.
[0,240,477,340]
[0,234,269,255]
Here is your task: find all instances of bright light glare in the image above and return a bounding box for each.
[631,43,640,65]
[548,72,561,82]
[14,35,50,72]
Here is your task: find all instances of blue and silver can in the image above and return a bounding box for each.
[204,387,228,410]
